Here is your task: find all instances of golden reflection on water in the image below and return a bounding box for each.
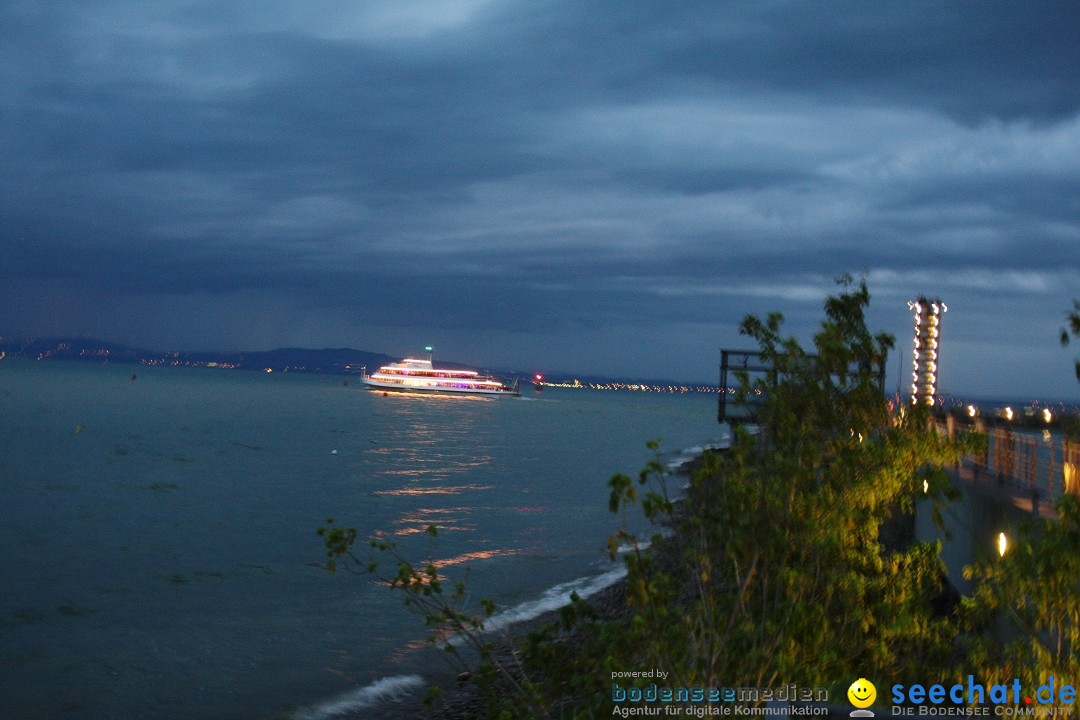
[373,483,494,496]
[371,390,497,403]
[429,547,520,570]
[363,391,497,498]
[374,459,491,477]
[384,637,430,664]
[369,547,521,587]
[392,506,477,536]
[357,387,526,642]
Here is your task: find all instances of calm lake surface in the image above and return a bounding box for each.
[0,359,722,719]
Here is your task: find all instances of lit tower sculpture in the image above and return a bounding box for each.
[908,297,946,406]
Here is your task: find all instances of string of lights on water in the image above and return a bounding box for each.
[530,375,739,394]
[531,376,1080,418]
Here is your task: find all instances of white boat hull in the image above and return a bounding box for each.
[358,377,518,395]
[361,377,520,396]
[359,352,520,397]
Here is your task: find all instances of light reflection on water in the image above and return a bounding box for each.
[390,506,479,536]
[361,390,505,551]
[373,460,492,477]
[372,483,494,496]
[362,391,497,499]
[371,548,525,586]
[430,548,522,569]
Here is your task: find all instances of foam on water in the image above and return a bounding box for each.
[475,565,628,636]
[614,536,663,556]
[664,433,731,471]
[297,566,629,716]
[290,674,426,720]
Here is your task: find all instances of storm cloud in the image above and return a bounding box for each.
[2,0,1079,398]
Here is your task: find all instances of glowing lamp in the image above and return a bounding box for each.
[997,532,1008,557]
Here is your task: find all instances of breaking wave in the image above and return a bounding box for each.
[290,674,426,720]
[291,565,628,717]
[475,564,628,636]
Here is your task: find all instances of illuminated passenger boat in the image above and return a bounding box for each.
[361,349,520,396]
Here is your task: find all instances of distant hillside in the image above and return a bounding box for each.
[0,336,403,376]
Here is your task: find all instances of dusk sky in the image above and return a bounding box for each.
[2,1,1079,400]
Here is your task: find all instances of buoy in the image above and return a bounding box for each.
[74,425,84,435]
[331,450,338,455]
[131,374,137,381]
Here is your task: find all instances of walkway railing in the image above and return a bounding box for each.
[936,420,1080,502]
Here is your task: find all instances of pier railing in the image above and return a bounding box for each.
[936,420,1080,502]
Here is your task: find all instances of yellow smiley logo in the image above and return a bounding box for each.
[848,678,876,709]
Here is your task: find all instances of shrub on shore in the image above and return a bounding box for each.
[528,277,976,716]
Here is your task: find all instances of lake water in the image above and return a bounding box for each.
[0,359,722,719]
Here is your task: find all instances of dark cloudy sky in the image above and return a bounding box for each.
[2,1,1079,399]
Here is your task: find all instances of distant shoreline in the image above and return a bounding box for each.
[0,338,716,391]
[5,348,1075,409]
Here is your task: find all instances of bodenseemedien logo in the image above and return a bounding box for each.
[849,678,877,717]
